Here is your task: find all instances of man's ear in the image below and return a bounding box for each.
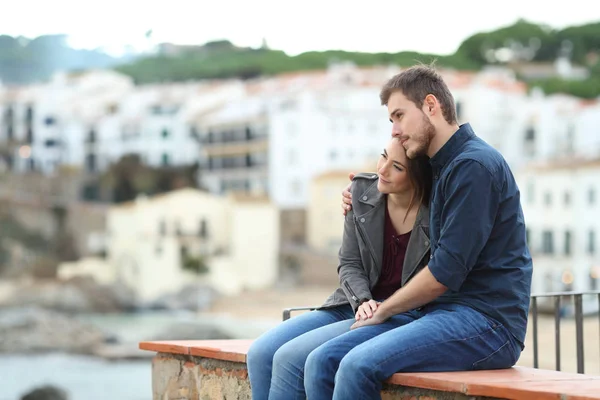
[423,94,437,116]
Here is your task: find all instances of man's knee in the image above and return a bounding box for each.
[335,351,374,384]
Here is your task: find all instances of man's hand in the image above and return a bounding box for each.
[341,172,355,216]
[351,309,388,329]
[355,300,380,321]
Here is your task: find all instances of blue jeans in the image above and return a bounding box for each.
[306,302,522,400]
[247,305,355,400]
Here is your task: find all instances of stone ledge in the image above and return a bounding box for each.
[140,340,600,400]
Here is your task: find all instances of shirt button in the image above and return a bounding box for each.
[434,175,439,179]
[362,196,368,201]
[430,254,433,259]
[425,240,429,246]
[360,218,365,223]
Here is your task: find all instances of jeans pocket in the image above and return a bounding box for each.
[472,339,516,370]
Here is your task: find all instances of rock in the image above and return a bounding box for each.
[147,283,217,312]
[0,307,109,354]
[20,385,68,400]
[151,321,233,341]
[0,277,136,313]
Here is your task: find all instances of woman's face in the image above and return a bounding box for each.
[376,138,412,195]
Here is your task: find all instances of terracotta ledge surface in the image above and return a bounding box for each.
[139,340,600,400]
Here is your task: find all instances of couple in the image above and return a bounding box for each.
[247,65,533,400]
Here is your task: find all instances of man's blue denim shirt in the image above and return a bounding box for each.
[427,123,533,347]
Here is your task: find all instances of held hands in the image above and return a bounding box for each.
[341,172,355,216]
[351,300,385,330]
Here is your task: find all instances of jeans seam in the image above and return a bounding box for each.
[371,326,496,373]
[472,340,510,368]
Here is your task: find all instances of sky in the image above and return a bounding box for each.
[2,0,599,57]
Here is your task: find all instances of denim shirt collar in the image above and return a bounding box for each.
[429,123,475,171]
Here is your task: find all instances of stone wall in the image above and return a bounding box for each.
[150,352,496,400]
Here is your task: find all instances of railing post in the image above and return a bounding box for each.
[574,294,584,374]
[532,296,539,369]
[554,296,561,371]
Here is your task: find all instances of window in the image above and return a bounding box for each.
[564,192,571,206]
[589,188,596,205]
[26,128,34,143]
[161,128,170,139]
[44,116,56,126]
[161,153,170,166]
[564,231,572,255]
[159,219,167,236]
[87,128,96,144]
[525,126,535,141]
[456,101,462,121]
[544,191,552,206]
[589,230,596,255]
[527,181,535,205]
[199,219,208,238]
[81,184,99,201]
[542,230,554,254]
[329,150,337,161]
[85,154,97,173]
[180,245,188,259]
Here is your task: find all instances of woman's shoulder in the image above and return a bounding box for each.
[352,172,378,185]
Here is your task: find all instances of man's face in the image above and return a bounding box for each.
[387,91,435,159]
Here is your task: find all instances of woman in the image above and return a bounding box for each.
[247,137,433,399]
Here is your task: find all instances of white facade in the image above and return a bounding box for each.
[197,66,397,209]
[517,161,600,295]
[106,188,279,301]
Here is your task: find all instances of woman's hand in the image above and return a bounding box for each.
[355,299,380,321]
[341,172,355,216]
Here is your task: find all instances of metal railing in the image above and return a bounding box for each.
[530,291,600,374]
[282,291,600,374]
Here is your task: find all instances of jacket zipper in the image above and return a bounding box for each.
[344,281,359,303]
[355,217,378,267]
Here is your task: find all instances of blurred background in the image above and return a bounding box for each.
[1,1,600,399]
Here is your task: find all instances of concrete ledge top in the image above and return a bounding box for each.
[139,340,600,399]
[139,339,253,363]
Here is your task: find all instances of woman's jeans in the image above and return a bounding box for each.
[247,305,355,400]
[247,303,521,400]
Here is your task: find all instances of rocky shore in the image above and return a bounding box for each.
[0,277,225,359]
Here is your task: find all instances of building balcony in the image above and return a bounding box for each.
[202,136,268,157]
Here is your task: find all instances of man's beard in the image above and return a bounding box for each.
[405,114,435,159]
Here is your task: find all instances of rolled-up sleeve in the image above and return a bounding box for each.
[428,160,500,292]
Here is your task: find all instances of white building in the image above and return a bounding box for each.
[92,81,245,174]
[196,65,398,209]
[517,159,600,297]
[106,188,280,301]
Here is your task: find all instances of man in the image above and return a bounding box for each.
[302,65,533,400]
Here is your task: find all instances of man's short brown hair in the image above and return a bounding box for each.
[380,64,458,125]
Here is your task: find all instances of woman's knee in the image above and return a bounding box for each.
[247,335,276,369]
[272,340,308,372]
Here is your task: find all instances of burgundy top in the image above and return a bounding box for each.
[370,199,412,301]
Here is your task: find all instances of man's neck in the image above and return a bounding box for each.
[427,123,461,158]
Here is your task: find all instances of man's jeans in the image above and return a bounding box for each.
[248,303,521,400]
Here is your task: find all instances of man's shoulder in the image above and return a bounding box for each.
[455,138,508,175]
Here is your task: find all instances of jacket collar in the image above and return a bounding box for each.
[357,179,385,208]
